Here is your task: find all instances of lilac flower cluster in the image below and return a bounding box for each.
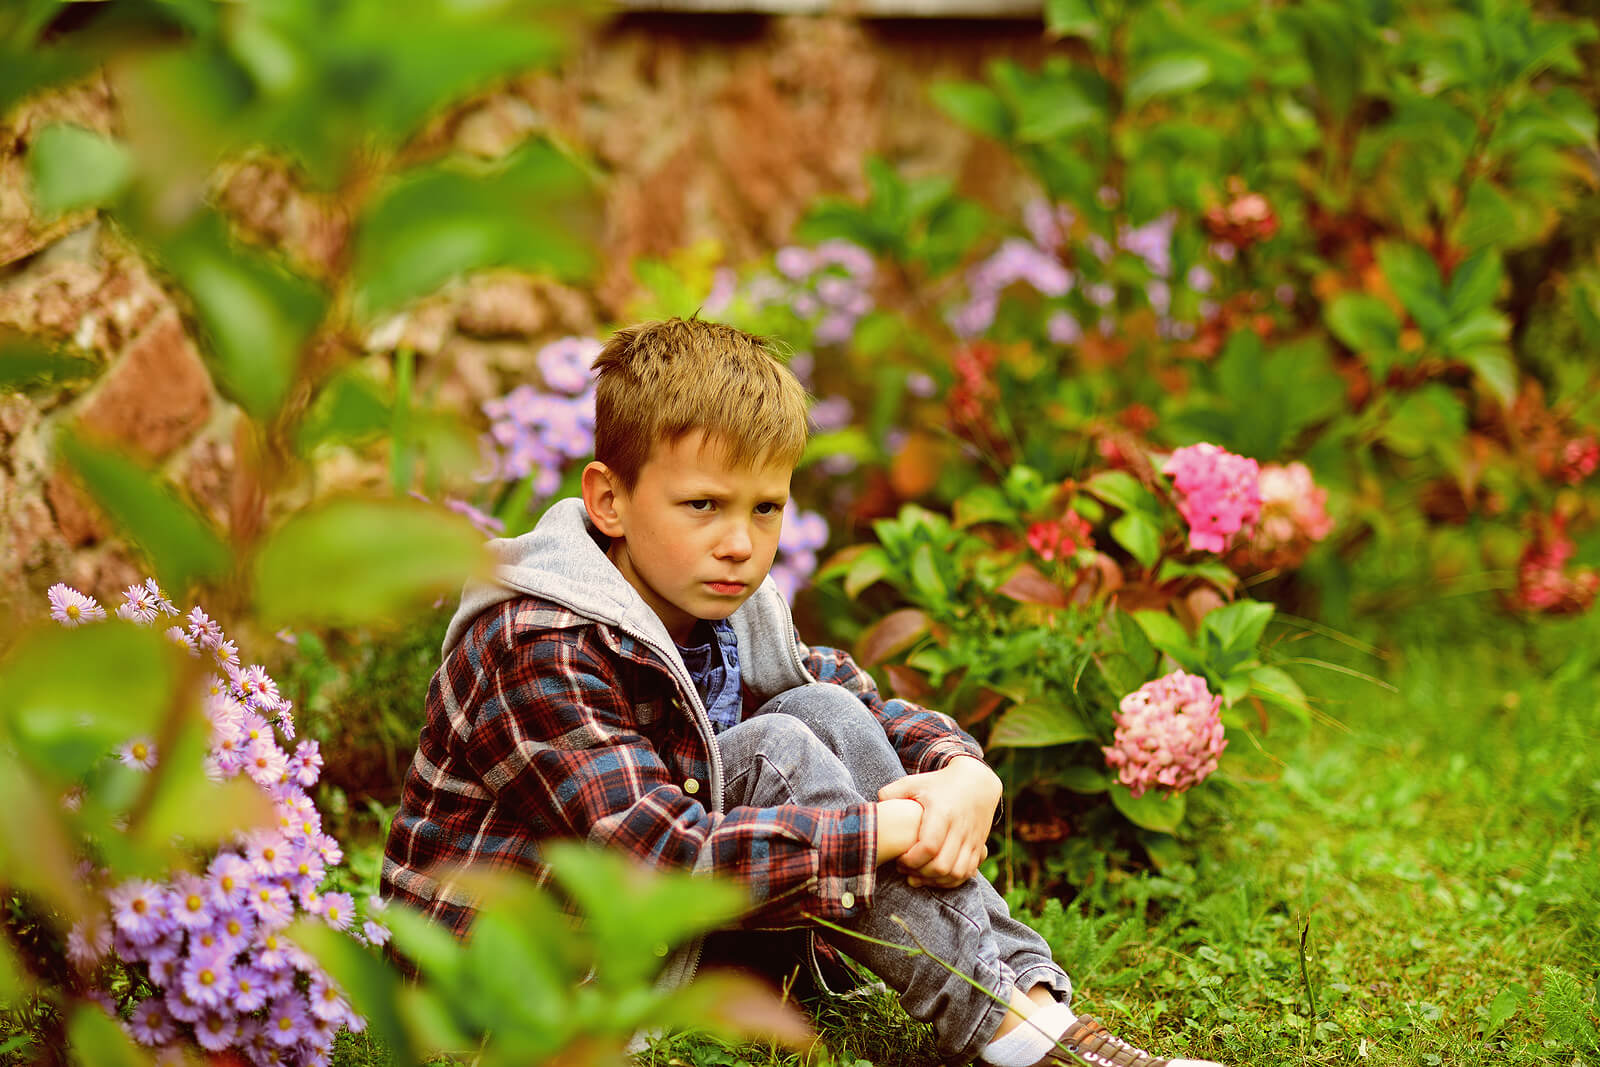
[49,580,387,1066]
[716,240,876,347]
[481,335,602,499]
[769,509,829,604]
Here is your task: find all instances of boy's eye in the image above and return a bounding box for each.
[755,502,784,516]
[685,499,714,512]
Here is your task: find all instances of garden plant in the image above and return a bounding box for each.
[1,0,1598,1064]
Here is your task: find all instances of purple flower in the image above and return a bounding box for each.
[170,872,214,931]
[255,930,293,973]
[307,971,353,1023]
[264,995,312,1047]
[444,496,506,538]
[109,878,168,945]
[906,372,937,399]
[814,239,875,280]
[1048,310,1083,345]
[116,583,161,624]
[320,891,355,932]
[288,740,324,789]
[1119,213,1175,277]
[142,577,178,617]
[362,918,392,947]
[809,395,854,432]
[314,832,343,867]
[775,246,817,280]
[233,963,270,1013]
[164,986,204,1024]
[248,882,294,928]
[212,639,240,671]
[236,665,283,714]
[193,1009,239,1052]
[163,625,196,653]
[180,947,236,1009]
[186,607,224,649]
[780,510,829,555]
[537,336,601,396]
[66,915,111,969]
[814,313,857,346]
[125,998,177,1047]
[209,906,256,951]
[788,351,815,385]
[47,583,105,627]
[819,453,858,476]
[948,291,998,339]
[244,737,289,788]
[703,266,738,315]
[1023,198,1073,254]
[116,737,158,771]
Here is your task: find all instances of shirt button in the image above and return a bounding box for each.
[683,778,699,795]
[840,891,856,910]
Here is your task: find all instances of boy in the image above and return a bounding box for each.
[382,318,1221,1067]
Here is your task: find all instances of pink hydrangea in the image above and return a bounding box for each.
[1103,670,1228,799]
[1253,461,1333,552]
[1163,443,1261,553]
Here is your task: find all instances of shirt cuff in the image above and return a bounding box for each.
[810,801,877,922]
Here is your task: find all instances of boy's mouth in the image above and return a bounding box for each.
[705,581,746,595]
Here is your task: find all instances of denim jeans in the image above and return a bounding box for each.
[714,683,1072,1063]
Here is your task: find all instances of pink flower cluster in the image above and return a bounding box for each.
[1513,517,1599,616]
[47,580,388,1065]
[1026,511,1093,562]
[1102,670,1228,799]
[1252,462,1333,554]
[1164,443,1262,553]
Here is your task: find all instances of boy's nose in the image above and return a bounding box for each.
[715,523,753,561]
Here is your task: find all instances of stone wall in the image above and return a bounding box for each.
[0,13,1047,617]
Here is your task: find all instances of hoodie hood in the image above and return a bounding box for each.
[441,497,814,702]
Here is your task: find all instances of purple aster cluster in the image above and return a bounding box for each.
[481,335,602,501]
[47,578,386,1066]
[768,508,829,604]
[727,240,875,347]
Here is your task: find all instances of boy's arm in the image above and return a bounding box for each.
[461,629,893,926]
[801,640,1002,887]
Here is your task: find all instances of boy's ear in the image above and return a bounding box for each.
[581,461,626,538]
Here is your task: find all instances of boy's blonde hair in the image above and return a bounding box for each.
[591,317,810,488]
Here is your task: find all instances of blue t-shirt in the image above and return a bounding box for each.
[676,619,743,734]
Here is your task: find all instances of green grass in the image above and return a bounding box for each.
[314,599,1600,1067]
[625,603,1600,1067]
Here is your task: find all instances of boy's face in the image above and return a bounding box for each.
[590,430,792,645]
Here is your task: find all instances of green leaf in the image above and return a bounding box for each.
[27,123,133,217]
[66,1004,146,1067]
[294,367,392,452]
[0,334,96,392]
[1446,250,1504,316]
[1486,983,1526,1037]
[353,140,594,318]
[1111,512,1161,570]
[952,485,1016,529]
[1381,385,1467,459]
[1250,665,1310,723]
[252,497,490,627]
[1200,599,1275,655]
[1045,0,1103,44]
[1131,610,1196,663]
[139,721,275,853]
[989,703,1095,748]
[1156,558,1238,592]
[156,211,326,422]
[1461,347,1517,408]
[929,81,1010,140]
[1085,470,1158,516]
[57,430,231,594]
[0,622,173,786]
[1127,55,1212,107]
[909,542,947,605]
[1325,293,1401,366]
[1012,75,1103,143]
[844,548,890,599]
[1057,765,1110,794]
[1376,241,1447,337]
[1110,783,1186,832]
[290,918,421,1066]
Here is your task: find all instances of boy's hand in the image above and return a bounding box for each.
[878,755,1002,889]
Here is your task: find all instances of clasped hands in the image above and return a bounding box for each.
[873,755,1002,889]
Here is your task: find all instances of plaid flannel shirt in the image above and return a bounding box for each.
[380,593,982,942]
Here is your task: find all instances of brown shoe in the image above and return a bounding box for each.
[1026,1014,1224,1067]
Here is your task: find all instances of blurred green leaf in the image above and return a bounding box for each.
[1111,513,1161,571]
[0,334,97,392]
[290,918,420,1066]
[1325,293,1401,369]
[294,366,393,452]
[1381,385,1468,459]
[1376,242,1448,337]
[1201,600,1274,655]
[546,843,748,991]
[1461,347,1518,408]
[138,720,274,853]
[1445,250,1504,316]
[1127,55,1211,107]
[252,497,490,627]
[57,430,231,594]
[1085,470,1160,516]
[1249,665,1310,723]
[1110,783,1186,832]
[1045,0,1104,45]
[0,750,96,926]
[930,81,1011,140]
[353,140,595,318]
[1,621,173,785]
[27,123,133,217]
[66,1004,148,1067]
[1058,764,1111,794]
[155,211,326,422]
[989,702,1095,749]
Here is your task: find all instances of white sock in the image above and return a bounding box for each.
[979,999,1078,1067]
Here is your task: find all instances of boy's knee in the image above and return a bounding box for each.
[772,683,884,745]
